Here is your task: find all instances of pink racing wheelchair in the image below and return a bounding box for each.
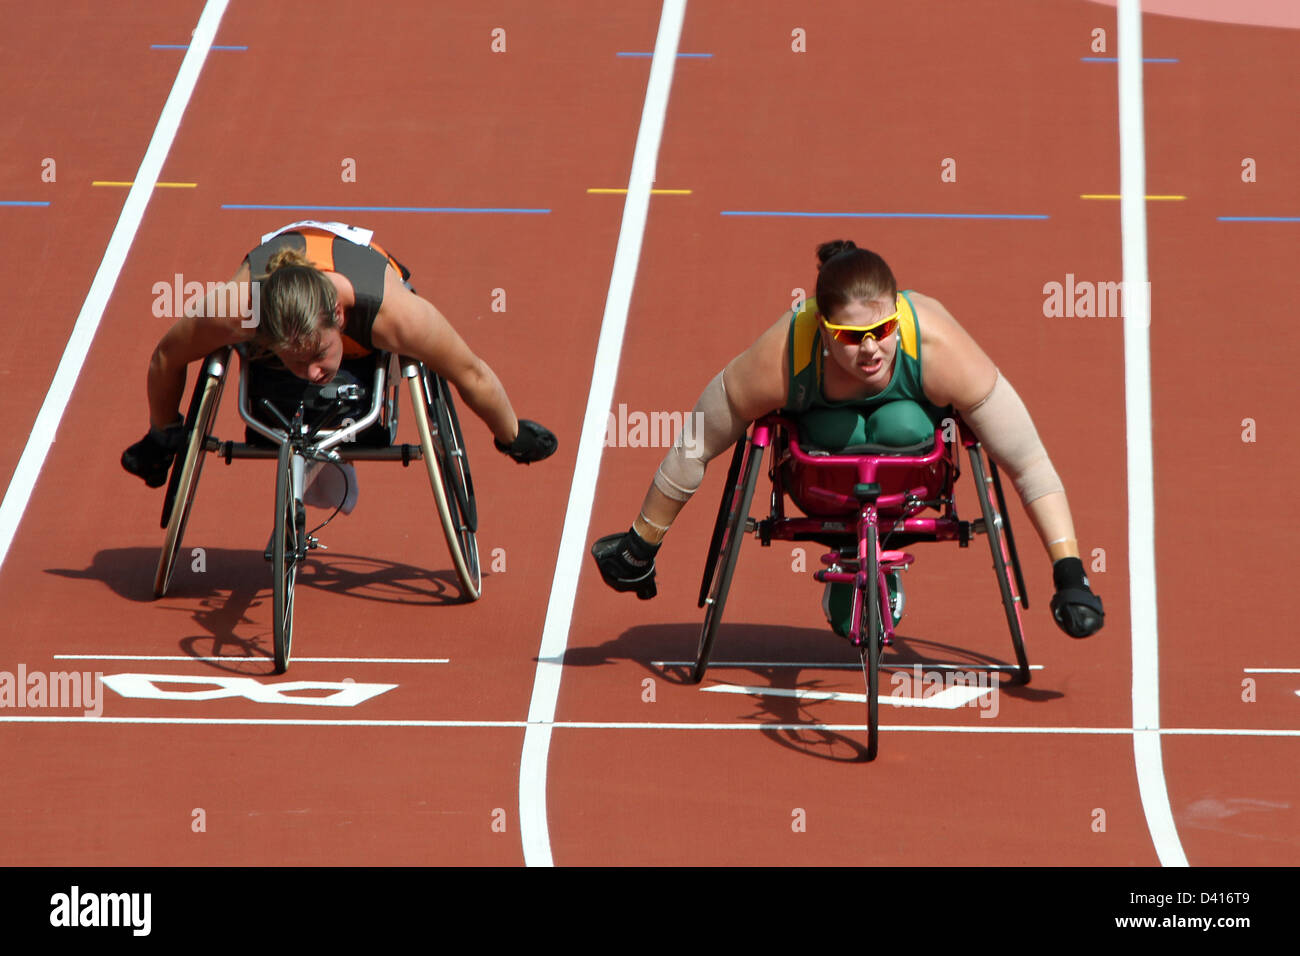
[695,412,1029,760]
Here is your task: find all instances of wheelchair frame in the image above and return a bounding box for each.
[695,413,1030,761]
[153,345,481,673]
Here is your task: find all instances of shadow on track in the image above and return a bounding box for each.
[46,547,473,674]
[561,620,1060,763]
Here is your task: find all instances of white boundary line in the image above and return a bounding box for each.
[2,716,1297,736]
[517,0,687,869]
[1118,0,1188,867]
[0,0,231,572]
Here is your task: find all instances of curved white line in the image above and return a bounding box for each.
[517,0,687,867]
[1117,0,1188,867]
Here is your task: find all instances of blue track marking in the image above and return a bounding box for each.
[1,201,50,207]
[720,210,1049,221]
[222,204,550,214]
[1218,216,1300,222]
[1080,57,1178,63]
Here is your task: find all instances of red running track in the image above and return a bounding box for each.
[0,0,1295,871]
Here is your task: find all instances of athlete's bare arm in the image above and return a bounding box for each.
[632,312,793,540]
[913,292,1079,561]
[371,266,518,445]
[146,262,255,430]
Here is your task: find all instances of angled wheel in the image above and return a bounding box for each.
[693,435,763,684]
[409,368,481,601]
[858,523,883,761]
[698,437,747,608]
[272,441,304,674]
[154,348,230,598]
[988,458,1029,610]
[968,446,1030,684]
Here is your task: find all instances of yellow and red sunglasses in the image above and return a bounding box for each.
[819,296,903,346]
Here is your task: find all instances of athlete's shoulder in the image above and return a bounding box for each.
[905,290,964,343]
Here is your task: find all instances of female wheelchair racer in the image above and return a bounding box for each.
[122,221,557,492]
[592,240,1104,640]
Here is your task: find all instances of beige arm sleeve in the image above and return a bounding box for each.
[963,371,1064,505]
[651,370,750,502]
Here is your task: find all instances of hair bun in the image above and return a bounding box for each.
[815,239,859,268]
[264,247,314,275]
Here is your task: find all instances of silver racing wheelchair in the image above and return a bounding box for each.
[153,345,480,673]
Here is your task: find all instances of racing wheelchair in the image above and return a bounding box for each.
[695,412,1030,760]
[152,345,480,673]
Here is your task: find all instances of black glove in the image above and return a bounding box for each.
[122,419,186,488]
[591,527,660,599]
[495,419,558,464]
[1050,556,1104,638]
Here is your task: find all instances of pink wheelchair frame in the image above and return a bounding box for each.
[694,412,1029,761]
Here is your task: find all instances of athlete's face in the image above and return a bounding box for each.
[821,296,900,391]
[276,323,344,385]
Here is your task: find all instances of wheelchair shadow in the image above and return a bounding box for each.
[46,546,474,675]
[566,621,872,763]
[564,620,1059,764]
[877,633,1062,704]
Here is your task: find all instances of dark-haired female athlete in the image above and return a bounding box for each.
[122,221,557,500]
[591,240,1103,639]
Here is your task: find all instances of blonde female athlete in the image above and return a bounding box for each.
[592,240,1103,638]
[122,221,556,494]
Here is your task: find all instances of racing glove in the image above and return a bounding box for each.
[495,419,558,464]
[591,527,660,599]
[1050,556,1104,638]
[121,419,186,488]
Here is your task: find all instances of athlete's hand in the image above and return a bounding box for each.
[1050,556,1104,638]
[121,419,186,488]
[495,420,557,464]
[590,527,660,599]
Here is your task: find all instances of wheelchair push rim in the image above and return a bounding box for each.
[155,350,230,598]
[967,444,1030,684]
[693,435,763,684]
[408,369,481,601]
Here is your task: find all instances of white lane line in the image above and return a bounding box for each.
[517,0,687,869]
[1244,668,1300,674]
[701,683,993,709]
[0,0,230,572]
[52,655,449,664]
[3,716,1297,736]
[1118,0,1187,868]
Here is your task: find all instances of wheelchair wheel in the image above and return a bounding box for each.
[968,446,1030,684]
[693,436,763,684]
[408,370,481,601]
[988,458,1029,610]
[272,441,304,674]
[698,438,747,608]
[154,349,230,598]
[858,523,883,761]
